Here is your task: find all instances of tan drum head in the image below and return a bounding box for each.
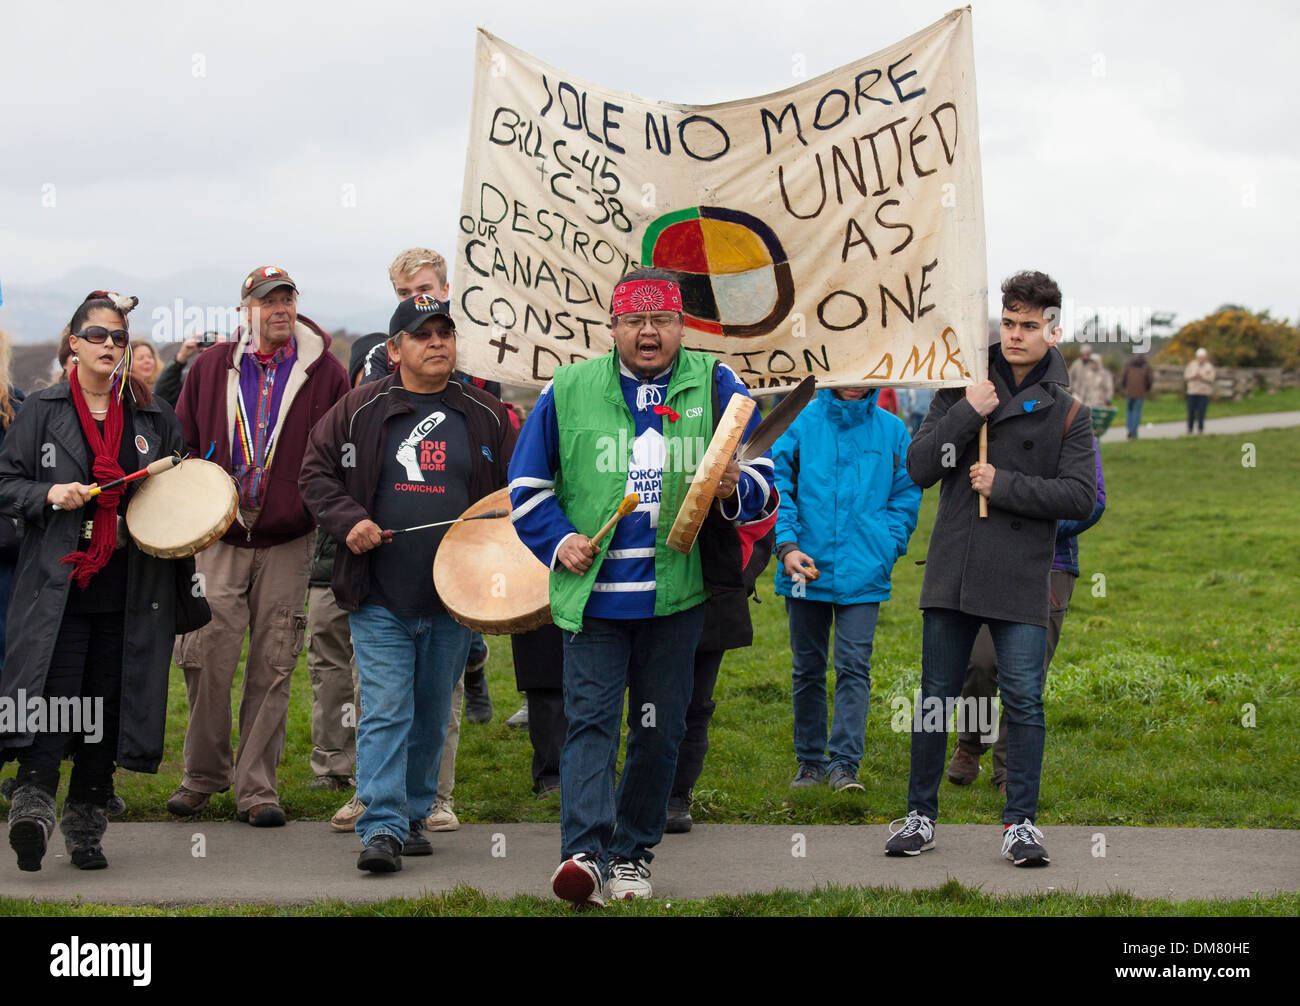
[126,458,238,559]
[667,394,755,554]
[433,487,552,634]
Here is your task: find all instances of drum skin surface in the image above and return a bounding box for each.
[126,458,239,559]
[433,487,552,634]
[667,394,755,555]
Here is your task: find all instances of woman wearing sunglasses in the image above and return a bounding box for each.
[0,291,210,872]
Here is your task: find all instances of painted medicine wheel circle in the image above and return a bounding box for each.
[641,206,794,338]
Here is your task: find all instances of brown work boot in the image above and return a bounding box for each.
[166,785,211,817]
[946,746,981,785]
[240,803,286,827]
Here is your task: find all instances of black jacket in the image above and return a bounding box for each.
[0,384,210,772]
[299,374,518,611]
[907,345,1095,627]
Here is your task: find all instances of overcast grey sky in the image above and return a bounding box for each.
[1,0,1295,330]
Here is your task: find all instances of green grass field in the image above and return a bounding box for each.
[2,426,1297,914]
[1122,387,1300,425]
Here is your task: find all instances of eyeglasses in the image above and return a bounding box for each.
[617,313,680,329]
[78,326,130,348]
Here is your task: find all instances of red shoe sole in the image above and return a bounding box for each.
[552,861,597,903]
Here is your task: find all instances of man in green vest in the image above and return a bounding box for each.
[509,268,771,906]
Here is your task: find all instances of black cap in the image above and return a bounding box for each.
[389,294,452,337]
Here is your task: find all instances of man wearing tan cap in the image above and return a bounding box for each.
[167,266,349,826]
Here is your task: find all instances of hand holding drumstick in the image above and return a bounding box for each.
[557,494,638,575]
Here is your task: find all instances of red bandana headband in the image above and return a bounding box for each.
[612,279,682,316]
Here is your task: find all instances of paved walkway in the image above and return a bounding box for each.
[1,823,1295,905]
[1099,409,1300,443]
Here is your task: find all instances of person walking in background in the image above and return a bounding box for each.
[773,386,920,793]
[897,387,935,436]
[1119,352,1153,439]
[129,340,160,392]
[1184,348,1216,435]
[1067,345,1113,409]
[0,328,26,672]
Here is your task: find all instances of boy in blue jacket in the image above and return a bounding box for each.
[773,387,921,791]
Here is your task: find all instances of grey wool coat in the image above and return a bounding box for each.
[0,383,210,773]
[906,345,1096,627]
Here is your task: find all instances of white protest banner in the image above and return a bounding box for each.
[454,7,987,391]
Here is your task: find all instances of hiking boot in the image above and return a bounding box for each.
[1001,819,1050,867]
[8,785,56,872]
[790,763,828,788]
[425,796,459,832]
[403,822,433,856]
[331,794,366,832]
[551,853,605,908]
[828,765,865,792]
[463,669,493,724]
[357,834,402,873]
[947,746,981,786]
[61,801,109,871]
[885,811,936,857]
[605,857,652,901]
[308,774,356,791]
[166,785,211,817]
[665,793,693,833]
[505,697,529,729]
[240,803,286,827]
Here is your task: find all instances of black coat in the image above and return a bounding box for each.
[907,345,1096,627]
[0,383,210,773]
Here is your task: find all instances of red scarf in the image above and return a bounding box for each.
[60,367,127,589]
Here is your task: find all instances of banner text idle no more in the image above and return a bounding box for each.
[455,12,986,390]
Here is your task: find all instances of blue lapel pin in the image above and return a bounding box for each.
[1023,400,1037,413]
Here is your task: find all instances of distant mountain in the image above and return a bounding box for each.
[0,267,393,345]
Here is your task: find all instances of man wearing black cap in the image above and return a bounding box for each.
[300,295,516,872]
[168,266,349,826]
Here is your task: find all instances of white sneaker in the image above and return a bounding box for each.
[1001,819,1050,867]
[551,853,606,908]
[425,796,460,832]
[605,856,652,900]
[505,698,529,729]
[330,794,366,833]
[884,811,936,856]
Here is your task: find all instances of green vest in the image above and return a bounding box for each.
[549,348,715,632]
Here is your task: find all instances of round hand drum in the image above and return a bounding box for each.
[667,393,755,554]
[433,487,552,634]
[125,458,239,559]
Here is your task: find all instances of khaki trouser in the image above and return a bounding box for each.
[307,585,359,779]
[175,534,312,812]
[305,584,463,802]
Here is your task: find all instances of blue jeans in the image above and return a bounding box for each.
[908,608,1047,824]
[1125,397,1144,437]
[1187,394,1209,432]
[349,604,471,844]
[559,605,705,867]
[787,598,879,774]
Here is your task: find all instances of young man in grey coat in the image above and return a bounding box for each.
[886,270,1096,867]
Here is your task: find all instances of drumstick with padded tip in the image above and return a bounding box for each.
[588,494,639,551]
[52,454,181,510]
[384,509,510,537]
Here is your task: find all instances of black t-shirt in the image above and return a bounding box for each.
[67,411,140,614]
[365,391,471,615]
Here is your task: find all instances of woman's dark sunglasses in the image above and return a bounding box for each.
[78,326,130,348]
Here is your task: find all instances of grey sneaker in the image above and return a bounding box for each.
[505,698,530,729]
[665,793,693,833]
[1001,819,1050,867]
[790,764,828,788]
[885,811,936,857]
[828,765,865,792]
